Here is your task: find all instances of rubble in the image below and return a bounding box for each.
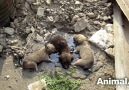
[35,34,43,42]
[37,7,44,17]
[4,27,15,35]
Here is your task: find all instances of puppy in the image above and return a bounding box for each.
[22,43,56,71]
[49,34,73,69]
[72,34,94,69]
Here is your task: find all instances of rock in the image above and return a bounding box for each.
[9,39,18,45]
[104,24,113,34]
[105,48,114,58]
[25,27,31,34]
[27,79,47,90]
[4,27,15,35]
[75,1,81,4]
[51,28,58,34]
[37,7,44,17]
[94,21,101,25]
[46,0,52,5]
[73,17,88,32]
[89,28,114,50]
[35,34,43,42]
[0,45,3,52]
[4,75,10,79]
[86,12,96,18]
[71,15,79,25]
[47,16,54,23]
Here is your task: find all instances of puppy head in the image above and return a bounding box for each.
[73,34,87,45]
[59,52,74,69]
[45,43,56,54]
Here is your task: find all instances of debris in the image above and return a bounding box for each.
[37,7,44,17]
[47,16,54,23]
[75,1,81,4]
[46,0,52,5]
[86,12,96,18]
[73,17,88,32]
[27,79,46,90]
[8,39,18,45]
[4,27,15,35]
[35,34,43,42]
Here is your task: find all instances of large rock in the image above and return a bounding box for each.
[4,27,15,35]
[73,17,88,32]
[89,29,114,50]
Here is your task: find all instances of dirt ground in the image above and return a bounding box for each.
[0,0,115,90]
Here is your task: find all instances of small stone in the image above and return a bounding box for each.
[4,27,15,35]
[28,79,47,90]
[10,39,18,44]
[25,27,31,34]
[37,7,44,17]
[103,16,111,21]
[94,21,101,25]
[4,75,10,79]
[47,16,54,22]
[35,34,43,42]
[71,15,79,25]
[75,1,81,4]
[105,48,114,58]
[73,17,88,32]
[104,24,113,34]
[0,45,3,52]
[86,12,96,18]
[46,0,52,5]
[51,28,58,34]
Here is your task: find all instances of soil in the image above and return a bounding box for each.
[0,0,115,90]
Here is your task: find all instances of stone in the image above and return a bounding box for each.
[46,0,52,5]
[0,45,3,52]
[35,34,43,42]
[4,27,15,35]
[27,79,47,90]
[75,1,81,4]
[73,17,88,32]
[47,16,54,22]
[37,7,44,17]
[9,39,18,45]
[86,12,96,18]
[105,48,114,58]
[89,28,114,50]
[4,75,10,79]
